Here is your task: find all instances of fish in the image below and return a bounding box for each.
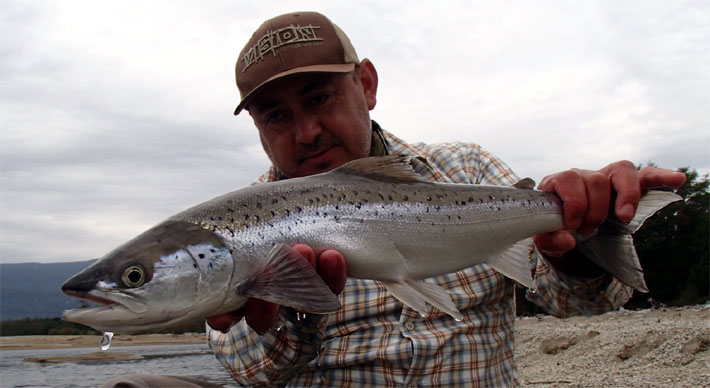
[61,156,681,333]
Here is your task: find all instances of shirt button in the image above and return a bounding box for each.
[404,322,415,331]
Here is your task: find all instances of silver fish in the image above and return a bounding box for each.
[62,156,681,333]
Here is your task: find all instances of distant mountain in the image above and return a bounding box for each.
[0,260,97,320]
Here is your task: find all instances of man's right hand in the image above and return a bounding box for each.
[206,244,347,334]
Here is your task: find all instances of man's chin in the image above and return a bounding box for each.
[298,149,350,176]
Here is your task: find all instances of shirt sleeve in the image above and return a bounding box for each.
[207,308,328,387]
[456,144,634,317]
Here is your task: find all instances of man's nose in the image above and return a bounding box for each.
[293,111,322,144]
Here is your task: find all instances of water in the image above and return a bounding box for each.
[0,343,238,387]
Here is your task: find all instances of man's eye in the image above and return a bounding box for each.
[310,93,330,105]
[266,112,284,124]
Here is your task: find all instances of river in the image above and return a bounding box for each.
[0,344,238,387]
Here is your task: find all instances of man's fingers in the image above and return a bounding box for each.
[533,230,576,257]
[244,298,280,335]
[539,170,588,230]
[578,171,610,234]
[292,244,317,268]
[639,166,687,190]
[206,310,245,333]
[317,249,347,294]
[601,160,640,223]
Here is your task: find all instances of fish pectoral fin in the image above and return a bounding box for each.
[488,239,535,288]
[383,280,463,321]
[236,244,341,314]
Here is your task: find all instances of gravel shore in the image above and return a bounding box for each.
[516,305,709,387]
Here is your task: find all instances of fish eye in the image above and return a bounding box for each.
[121,265,146,288]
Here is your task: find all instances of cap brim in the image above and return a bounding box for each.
[233,63,356,115]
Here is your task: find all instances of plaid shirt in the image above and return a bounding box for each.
[208,123,632,387]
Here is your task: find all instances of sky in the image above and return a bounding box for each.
[1,0,708,263]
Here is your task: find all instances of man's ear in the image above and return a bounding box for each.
[357,58,378,110]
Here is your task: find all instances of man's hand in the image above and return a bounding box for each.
[533,161,686,274]
[206,244,347,334]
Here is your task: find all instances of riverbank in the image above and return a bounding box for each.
[0,332,205,351]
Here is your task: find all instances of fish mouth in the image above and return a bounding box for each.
[63,290,117,307]
[63,289,146,315]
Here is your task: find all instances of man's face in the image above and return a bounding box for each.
[247,62,378,178]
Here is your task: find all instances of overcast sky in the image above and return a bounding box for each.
[1,0,708,263]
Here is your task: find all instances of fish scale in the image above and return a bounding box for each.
[61,156,682,333]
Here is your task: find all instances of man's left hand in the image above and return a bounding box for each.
[533,161,686,272]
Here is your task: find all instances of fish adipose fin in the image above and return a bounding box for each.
[574,190,682,293]
[383,280,464,321]
[236,244,342,313]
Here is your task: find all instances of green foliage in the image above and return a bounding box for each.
[0,318,100,336]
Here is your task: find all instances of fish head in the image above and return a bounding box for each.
[61,220,236,333]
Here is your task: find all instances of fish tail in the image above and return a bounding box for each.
[573,190,682,292]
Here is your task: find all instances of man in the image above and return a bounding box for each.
[103,11,686,388]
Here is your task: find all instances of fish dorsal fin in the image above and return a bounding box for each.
[332,156,428,183]
[235,244,341,313]
[513,178,536,190]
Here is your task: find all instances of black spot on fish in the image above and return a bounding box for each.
[378,193,385,200]
[388,195,393,201]
[427,196,432,201]
[256,202,262,209]
[335,205,339,210]
[210,248,216,253]
[286,209,291,216]
[403,195,409,201]
[244,214,250,220]
[198,253,205,259]
[208,263,213,269]
[297,206,303,213]
[468,197,474,203]
[272,198,278,204]
[323,212,328,217]
[270,210,275,217]
[255,215,260,222]
[227,208,234,213]
[416,216,422,222]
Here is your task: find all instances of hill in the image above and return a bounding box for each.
[0,260,96,320]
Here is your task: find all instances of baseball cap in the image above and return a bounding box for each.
[233,12,360,115]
